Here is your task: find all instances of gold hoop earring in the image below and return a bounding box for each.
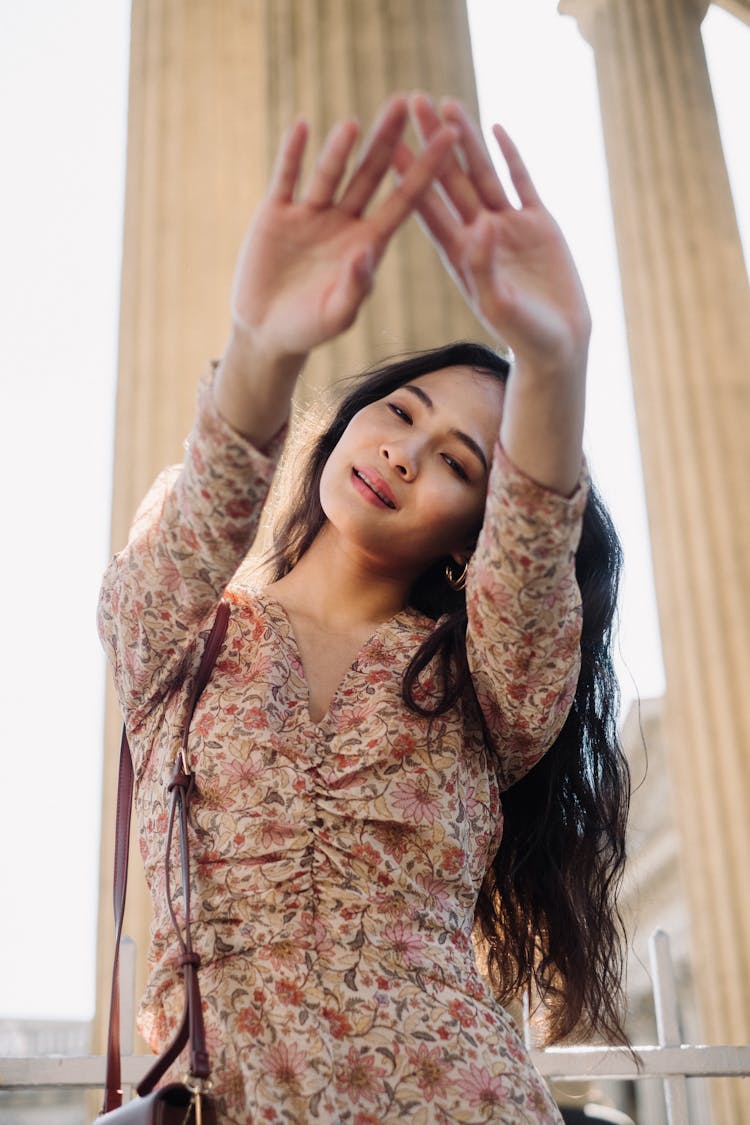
[445,560,469,592]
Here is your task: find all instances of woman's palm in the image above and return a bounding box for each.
[229,104,457,360]
[455,205,588,368]
[400,96,591,372]
[232,198,383,355]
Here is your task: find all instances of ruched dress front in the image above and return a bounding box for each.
[97,373,588,1124]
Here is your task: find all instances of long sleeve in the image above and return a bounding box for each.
[97,370,287,731]
[466,440,589,791]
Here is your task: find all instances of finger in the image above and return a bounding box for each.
[268,118,309,202]
[410,92,482,222]
[303,119,360,208]
[440,99,511,211]
[374,128,461,242]
[492,124,542,208]
[384,138,465,270]
[337,94,410,216]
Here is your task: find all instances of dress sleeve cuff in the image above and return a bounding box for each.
[491,440,590,518]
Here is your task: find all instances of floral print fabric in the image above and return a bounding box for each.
[98,372,588,1124]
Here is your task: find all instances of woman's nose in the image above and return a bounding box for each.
[380,441,416,480]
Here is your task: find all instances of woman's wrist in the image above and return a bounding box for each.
[498,353,587,498]
[213,326,306,446]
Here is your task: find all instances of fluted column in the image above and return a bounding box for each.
[95,0,486,1055]
[558,0,750,1120]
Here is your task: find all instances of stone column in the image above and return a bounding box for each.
[95,0,488,1054]
[558,0,750,1120]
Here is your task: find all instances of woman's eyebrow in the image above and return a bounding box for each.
[402,384,489,474]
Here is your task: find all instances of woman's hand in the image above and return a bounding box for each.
[229,95,457,363]
[214,95,456,445]
[396,95,591,380]
[395,95,589,495]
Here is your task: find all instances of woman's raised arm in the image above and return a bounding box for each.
[214,95,457,447]
[396,95,590,497]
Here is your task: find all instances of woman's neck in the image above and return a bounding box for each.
[267,524,414,630]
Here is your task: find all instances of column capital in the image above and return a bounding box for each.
[558,0,710,43]
[557,0,605,43]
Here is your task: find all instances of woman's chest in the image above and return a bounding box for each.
[289,617,380,725]
[153,594,496,817]
[142,609,504,889]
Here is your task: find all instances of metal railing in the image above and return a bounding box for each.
[1,930,748,1124]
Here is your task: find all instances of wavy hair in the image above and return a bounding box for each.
[266,341,629,1045]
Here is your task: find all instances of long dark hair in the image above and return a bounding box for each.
[267,341,629,1045]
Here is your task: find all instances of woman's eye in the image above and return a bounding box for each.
[388,403,412,424]
[443,455,468,481]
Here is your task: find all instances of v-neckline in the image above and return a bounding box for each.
[254,589,414,729]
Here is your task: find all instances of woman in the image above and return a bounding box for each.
[98,93,629,1123]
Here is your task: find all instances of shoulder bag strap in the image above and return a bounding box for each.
[102,601,231,1112]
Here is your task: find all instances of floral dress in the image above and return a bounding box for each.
[97,371,588,1124]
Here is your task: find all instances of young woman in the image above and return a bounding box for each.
[98,93,629,1124]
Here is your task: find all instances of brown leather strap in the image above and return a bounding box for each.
[101,730,136,1111]
[103,602,230,1111]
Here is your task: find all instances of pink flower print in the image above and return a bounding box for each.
[180,525,199,551]
[223,753,264,788]
[463,784,480,819]
[339,699,381,732]
[261,1041,307,1088]
[193,710,215,737]
[415,873,452,913]
[383,920,427,965]
[390,776,441,825]
[243,650,274,680]
[289,913,334,957]
[407,1042,450,1103]
[189,444,205,475]
[334,1047,388,1105]
[154,555,184,592]
[455,1063,510,1109]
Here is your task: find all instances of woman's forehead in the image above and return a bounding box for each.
[402,364,504,431]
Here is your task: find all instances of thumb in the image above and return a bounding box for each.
[324,247,376,332]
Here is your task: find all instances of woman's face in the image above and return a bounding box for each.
[319,365,505,577]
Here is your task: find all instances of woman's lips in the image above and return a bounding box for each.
[351,467,398,509]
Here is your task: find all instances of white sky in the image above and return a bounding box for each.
[0,0,747,1023]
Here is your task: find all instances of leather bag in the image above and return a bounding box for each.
[96,604,230,1125]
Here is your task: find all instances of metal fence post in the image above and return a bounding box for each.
[649,928,691,1125]
[119,936,137,1102]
